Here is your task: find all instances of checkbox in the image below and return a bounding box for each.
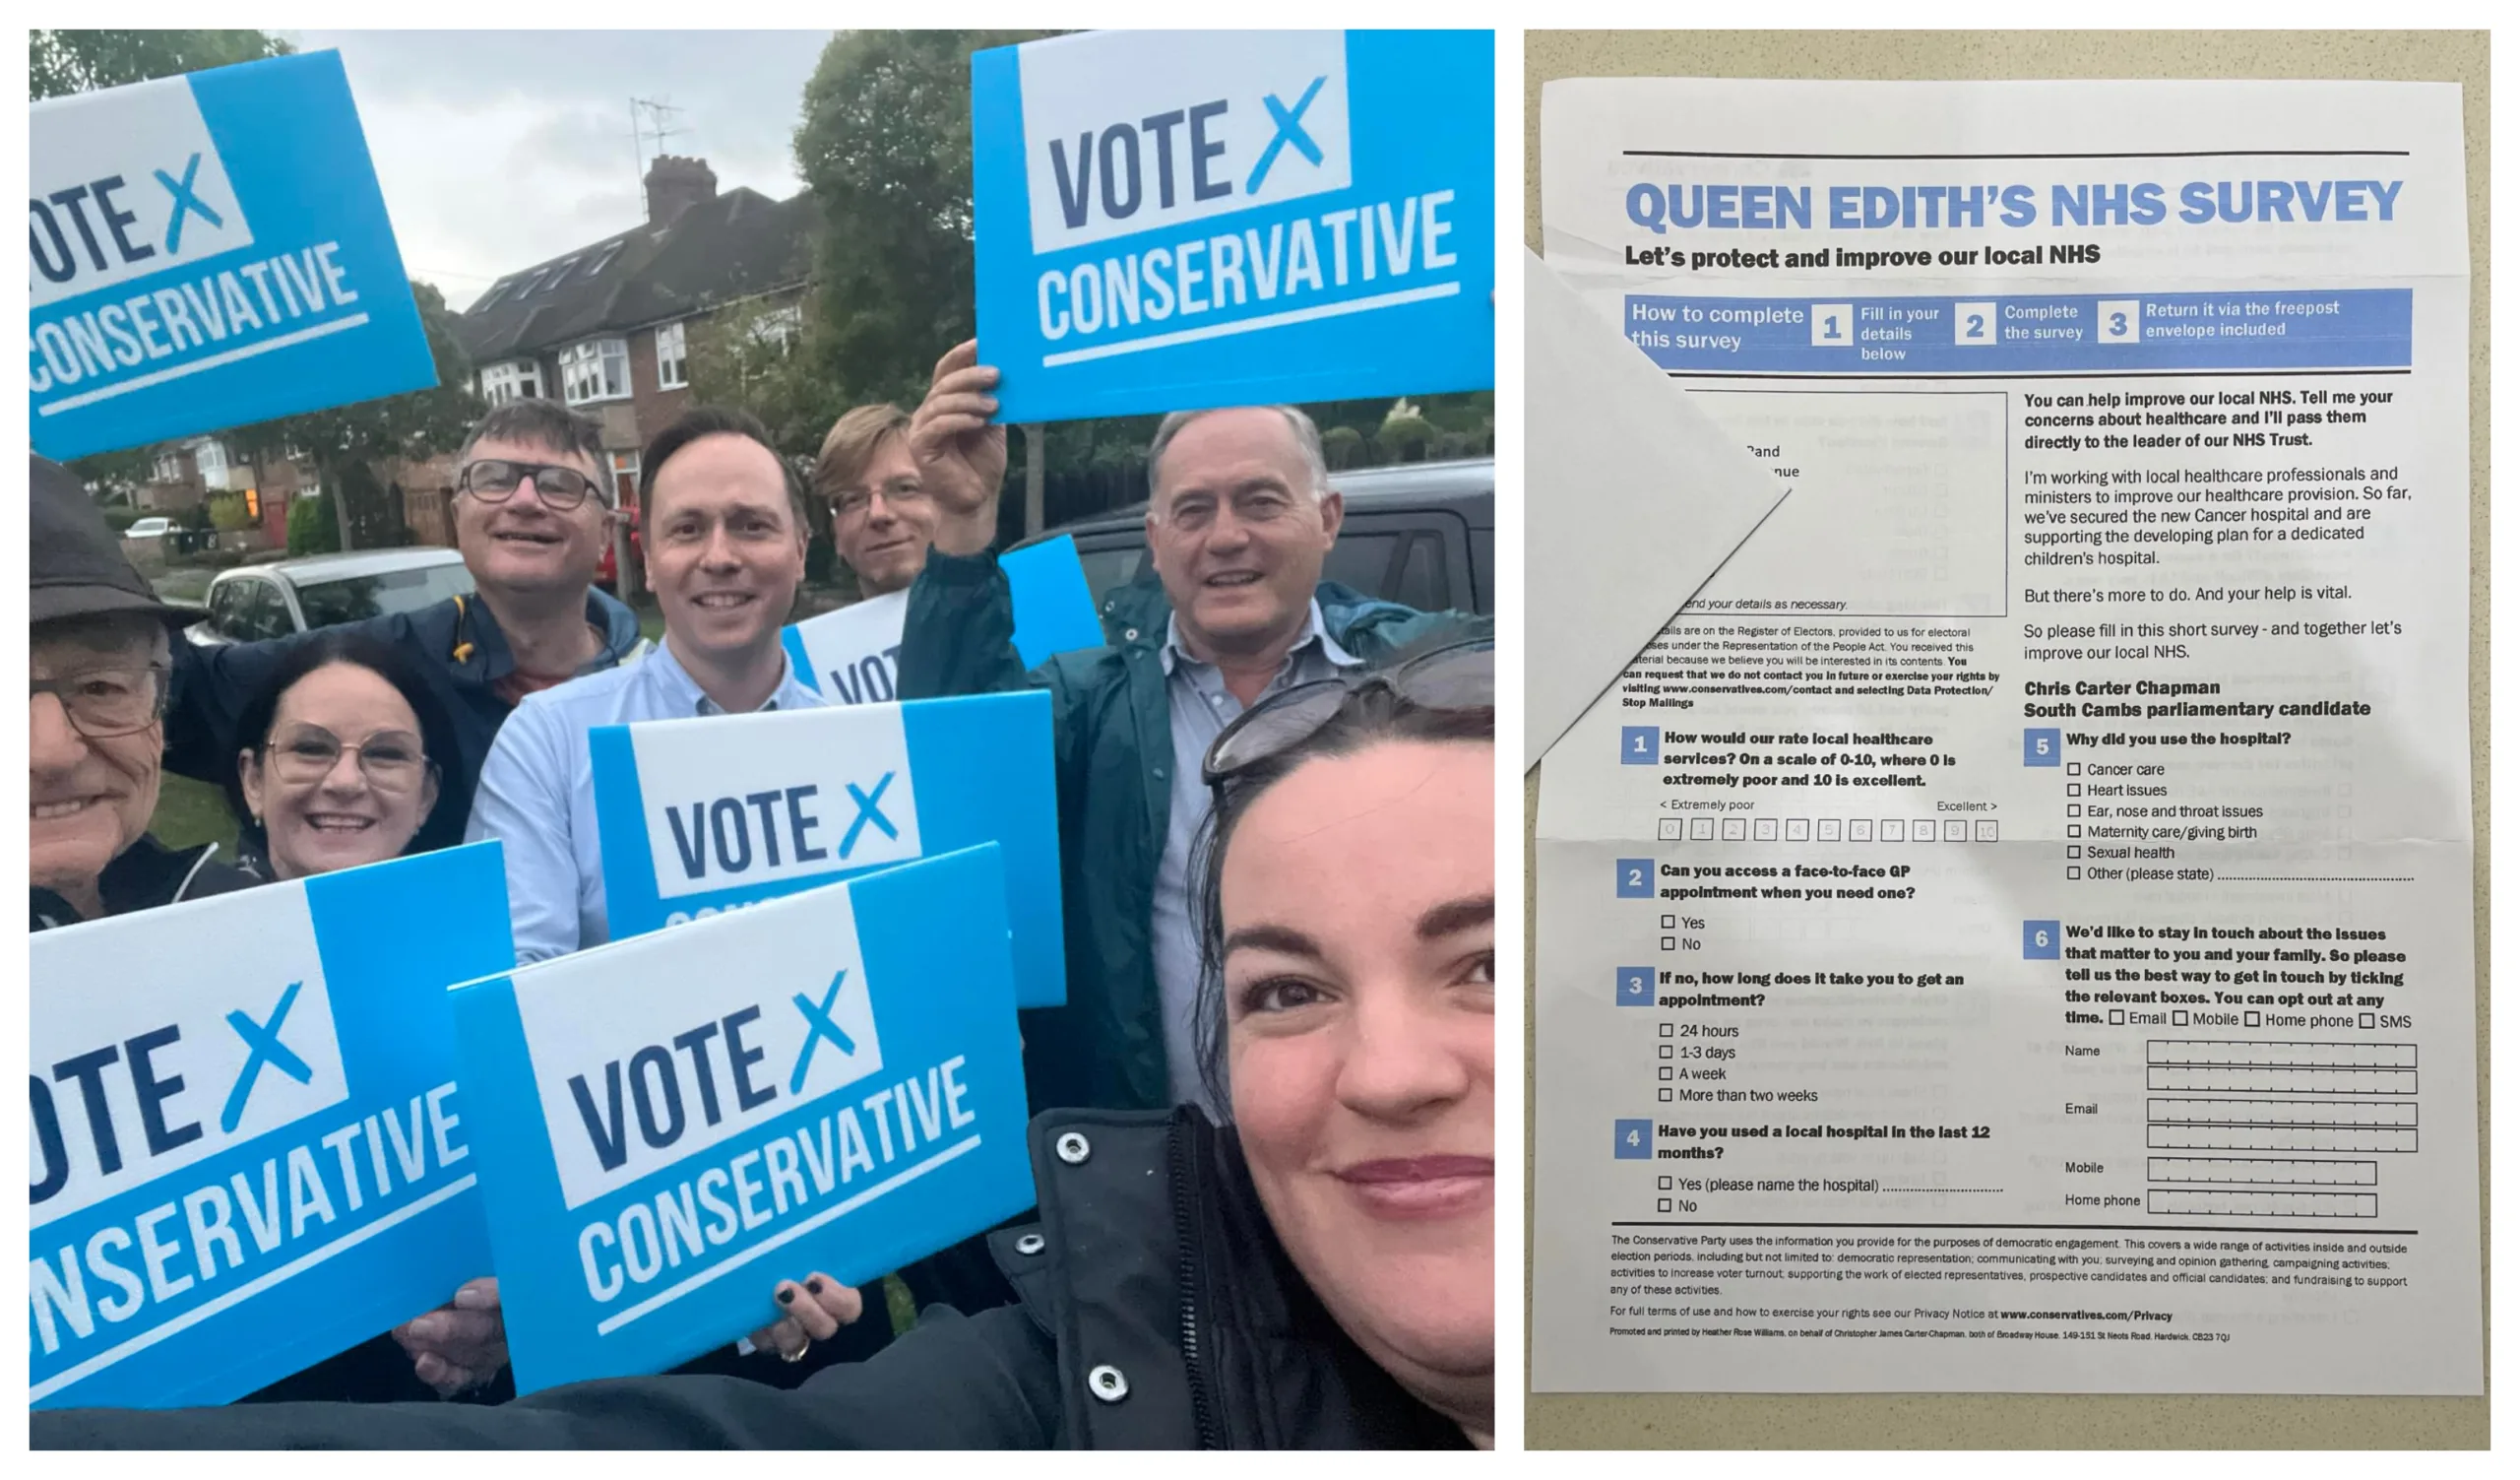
[1660,1023,1673,1037]
[2173,1009,2189,1026]
[1657,1197,1672,1213]
[1660,1045,1673,1059]
[2244,1011,2261,1027]
[1659,1066,1674,1080]
[1662,915,1676,929]
[1658,1176,1672,1190]
[2067,867,2081,879]
[2066,762,2082,776]
[1661,936,1676,951]
[2066,783,2082,798]
[2068,824,2082,838]
[2067,845,2081,859]
[1659,1087,1673,1102]
[2067,804,2082,817]
[2109,1008,2126,1025]
[2339,782,2353,798]
[2360,1012,2376,1029]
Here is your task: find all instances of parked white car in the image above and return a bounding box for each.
[123,516,173,540]
[186,547,475,647]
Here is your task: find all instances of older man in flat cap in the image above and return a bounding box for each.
[30,454,254,928]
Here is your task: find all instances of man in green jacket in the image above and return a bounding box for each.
[895,365,1484,1116]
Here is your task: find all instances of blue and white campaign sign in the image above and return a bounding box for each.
[29,50,436,462]
[449,845,1035,1390]
[972,30,1495,422]
[781,534,1107,705]
[29,844,512,1408]
[590,690,1065,1008]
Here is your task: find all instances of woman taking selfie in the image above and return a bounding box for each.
[36,639,1496,1448]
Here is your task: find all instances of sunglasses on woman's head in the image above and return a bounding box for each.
[1201,638,1494,787]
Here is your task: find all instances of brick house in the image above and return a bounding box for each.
[453,156,815,536]
[135,435,312,547]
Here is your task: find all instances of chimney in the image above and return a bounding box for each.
[644,156,718,226]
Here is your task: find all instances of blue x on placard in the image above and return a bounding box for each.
[789,970,859,1094]
[841,773,898,859]
[1247,75,1328,193]
[154,152,224,251]
[220,980,311,1132]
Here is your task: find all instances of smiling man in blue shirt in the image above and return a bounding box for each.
[466,406,821,964]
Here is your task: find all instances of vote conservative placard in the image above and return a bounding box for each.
[781,534,1108,706]
[30,50,436,461]
[449,845,1034,1391]
[590,689,1064,1007]
[972,30,1495,422]
[29,844,512,1408]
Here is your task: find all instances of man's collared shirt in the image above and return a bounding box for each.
[466,639,824,964]
[1150,601,1360,1116]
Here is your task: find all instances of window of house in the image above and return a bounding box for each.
[655,320,688,389]
[193,439,229,483]
[560,339,630,405]
[544,257,579,290]
[748,305,803,351]
[474,277,515,311]
[585,240,625,277]
[477,358,542,406]
[153,451,183,483]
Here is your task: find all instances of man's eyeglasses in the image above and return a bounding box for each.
[1201,638,1493,786]
[458,459,608,512]
[262,724,436,793]
[31,666,171,740]
[831,479,931,521]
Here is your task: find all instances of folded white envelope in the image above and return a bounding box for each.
[1523,248,1787,768]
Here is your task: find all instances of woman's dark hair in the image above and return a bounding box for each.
[221,628,468,873]
[1186,635,1494,1117]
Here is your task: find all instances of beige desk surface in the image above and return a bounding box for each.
[1522,30,2489,1449]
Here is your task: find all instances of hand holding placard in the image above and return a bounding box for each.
[908,339,1007,553]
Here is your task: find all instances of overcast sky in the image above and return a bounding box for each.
[289,30,834,311]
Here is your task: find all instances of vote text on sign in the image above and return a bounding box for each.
[590,688,1065,1007]
[29,50,436,461]
[781,534,1107,707]
[972,30,1495,422]
[449,845,1033,1390]
[29,845,512,1407]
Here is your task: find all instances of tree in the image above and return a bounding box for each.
[790,31,1050,413]
[30,30,292,101]
[228,282,484,550]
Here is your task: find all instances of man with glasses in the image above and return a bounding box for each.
[812,342,1009,597]
[161,400,648,845]
[32,455,255,928]
[894,394,1488,1120]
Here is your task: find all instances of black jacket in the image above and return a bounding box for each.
[31,834,256,929]
[162,588,645,835]
[34,1110,1472,1448]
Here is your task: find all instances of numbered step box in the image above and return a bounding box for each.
[2097,298,2141,344]
[1975,818,1999,842]
[1753,817,1779,841]
[1953,300,1997,346]
[1690,816,1716,841]
[1615,859,1655,898]
[1818,818,1844,842]
[1721,818,1747,841]
[1880,818,1906,842]
[1786,818,1812,841]
[1942,818,1969,842]
[1658,818,1683,841]
[1616,966,1655,1006]
[2024,920,2062,959]
[1621,725,1659,765]
[1811,303,1855,347]
[2024,727,2062,766]
[1849,818,1875,842]
[1614,1119,1655,1159]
